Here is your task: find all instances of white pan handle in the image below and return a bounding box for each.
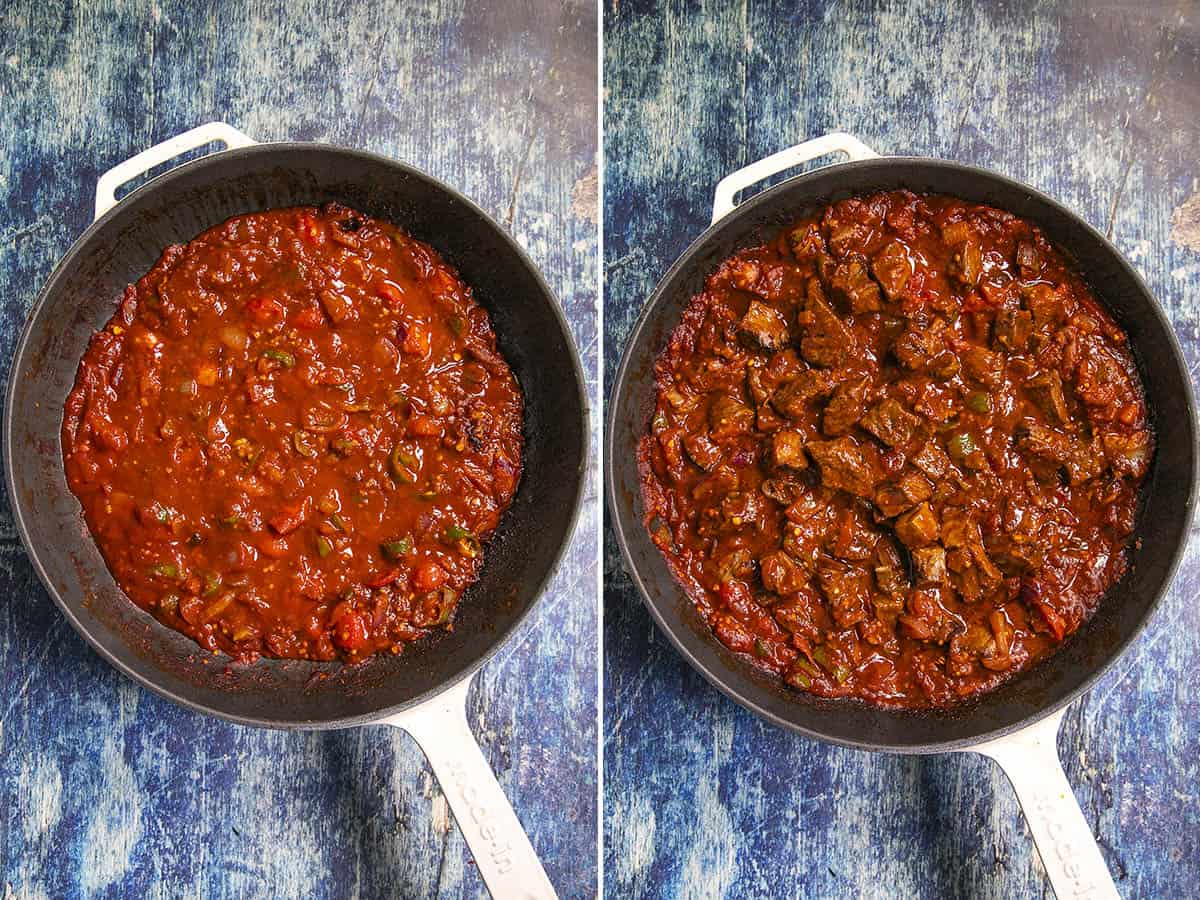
[94,122,257,220]
[972,708,1120,899]
[712,132,879,224]
[384,676,557,900]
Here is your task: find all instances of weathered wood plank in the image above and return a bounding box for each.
[0,1,598,897]
[603,1,1200,897]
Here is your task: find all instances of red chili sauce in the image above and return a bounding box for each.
[639,191,1152,709]
[63,204,523,663]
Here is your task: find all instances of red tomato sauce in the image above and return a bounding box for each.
[63,203,523,663]
[639,191,1152,709]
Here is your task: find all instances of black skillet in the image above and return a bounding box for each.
[606,134,1197,900]
[5,123,587,899]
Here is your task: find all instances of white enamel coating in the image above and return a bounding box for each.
[94,121,258,218]
[386,677,557,900]
[711,132,879,223]
[712,135,1121,900]
[974,710,1120,899]
[96,124,558,900]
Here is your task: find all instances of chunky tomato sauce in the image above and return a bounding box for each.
[63,204,523,663]
[640,191,1152,709]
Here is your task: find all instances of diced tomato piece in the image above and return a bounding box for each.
[246,296,285,326]
[269,499,309,535]
[294,307,324,329]
[258,535,290,559]
[332,606,369,651]
[377,281,404,305]
[401,322,431,356]
[408,414,442,438]
[412,561,446,592]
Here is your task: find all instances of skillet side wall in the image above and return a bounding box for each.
[607,159,1197,751]
[6,145,588,727]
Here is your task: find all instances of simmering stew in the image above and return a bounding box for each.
[639,191,1151,708]
[64,204,523,663]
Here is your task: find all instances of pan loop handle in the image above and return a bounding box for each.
[94,122,257,220]
[383,675,558,900]
[972,708,1121,899]
[711,132,879,224]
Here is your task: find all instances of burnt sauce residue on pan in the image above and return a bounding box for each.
[62,203,524,664]
[638,190,1152,710]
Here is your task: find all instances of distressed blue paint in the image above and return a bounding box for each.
[604,1,1199,898]
[0,1,598,897]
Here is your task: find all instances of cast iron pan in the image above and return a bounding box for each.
[606,134,1197,899]
[5,123,586,899]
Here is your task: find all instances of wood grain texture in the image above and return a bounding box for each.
[603,1,1199,897]
[0,1,598,897]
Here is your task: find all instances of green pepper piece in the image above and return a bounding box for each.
[262,348,296,367]
[381,537,413,560]
[151,562,180,579]
[966,391,992,415]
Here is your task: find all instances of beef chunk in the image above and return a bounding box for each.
[760,550,806,595]
[683,433,723,471]
[994,308,1033,352]
[739,300,790,350]
[962,345,1004,387]
[771,430,808,469]
[1102,431,1152,480]
[709,395,755,436]
[1016,240,1042,275]
[772,587,822,637]
[718,491,766,530]
[911,545,948,585]
[817,559,872,628]
[895,501,939,546]
[861,398,920,447]
[799,285,854,368]
[823,376,871,436]
[872,241,912,299]
[893,318,948,372]
[807,437,881,497]
[1022,283,1067,326]
[771,369,836,420]
[873,470,934,517]
[953,239,983,286]
[788,223,826,260]
[1025,371,1069,424]
[911,440,953,480]
[830,259,883,313]
[1020,422,1104,485]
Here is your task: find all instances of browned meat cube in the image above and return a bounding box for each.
[772,587,822,636]
[962,345,1004,387]
[729,259,761,291]
[718,490,766,530]
[798,288,854,368]
[1102,431,1152,480]
[953,239,983,286]
[895,501,939,546]
[683,433,723,471]
[874,563,908,595]
[816,559,872,628]
[739,300,790,350]
[1022,283,1067,326]
[994,307,1033,352]
[770,369,836,420]
[872,241,912,299]
[1016,240,1042,275]
[1064,440,1106,486]
[788,223,826,260]
[893,318,947,371]
[822,376,871,436]
[771,430,808,469]
[806,436,881,497]
[911,545,948,585]
[911,440,953,480]
[760,550,806,595]
[1019,422,1075,464]
[828,222,871,258]
[1025,371,1069,424]
[709,395,755,436]
[830,259,883,313]
[861,398,920,447]
[876,468,934,516]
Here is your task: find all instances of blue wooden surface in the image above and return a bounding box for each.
[603,1,1199,897]
[0,2,598,897]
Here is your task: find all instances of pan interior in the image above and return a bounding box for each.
[606,158,1197,751]
[6,145,587,728]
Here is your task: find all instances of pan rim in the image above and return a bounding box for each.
[4,140,591,730]
[604,154,1199,754]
